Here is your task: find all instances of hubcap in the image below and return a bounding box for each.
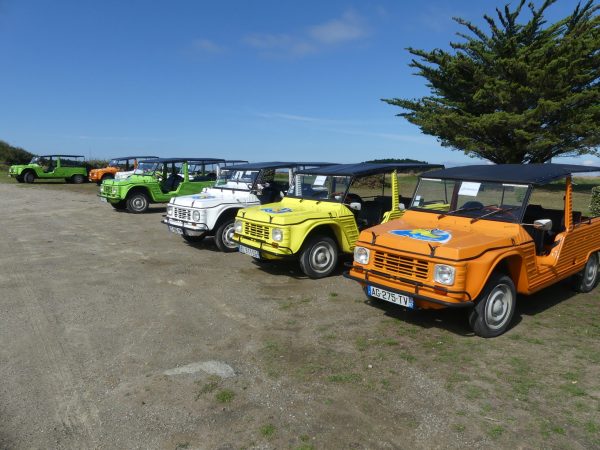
[484,283,513,330]
[132,196,146,210]
[584,254,599,287]
[309,243,334,273]
[222,224,237,249]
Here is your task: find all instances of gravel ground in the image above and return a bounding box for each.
[1,182,598,449]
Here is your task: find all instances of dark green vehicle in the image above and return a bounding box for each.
[99,157,225,213]
[9,155,90,184]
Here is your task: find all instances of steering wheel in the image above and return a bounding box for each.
[461,201,484,210]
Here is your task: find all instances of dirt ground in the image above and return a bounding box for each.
[0,180,599,450]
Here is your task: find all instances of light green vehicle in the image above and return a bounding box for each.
[9,154,90,184]
[99,157,225,213]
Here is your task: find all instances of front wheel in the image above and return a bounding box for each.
[573,252,599,293]
[299,235,338,279]
[183,233,206,243]
[23,171,35,183]
[214,219,238,252]
[126,192,150,213]
[469,273,516,338]
[71,174,85,184]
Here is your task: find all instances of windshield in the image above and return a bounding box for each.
[411,178,530,223]
[30,156,41,164]
[214,169,258,189]
[292,174,352,201]
[134,161,160,175]
[108,159,129,169]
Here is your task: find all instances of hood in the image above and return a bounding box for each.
[363,210,527,261]
[9,164,28,172]
[102,174,149,186]
[239,197,350,226]
[171,188,254,208]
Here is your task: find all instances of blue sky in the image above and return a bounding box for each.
[0,0,596,166]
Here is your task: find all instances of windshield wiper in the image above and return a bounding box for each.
[470,207,518,223]
[438,205,484,219]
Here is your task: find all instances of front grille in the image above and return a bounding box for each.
[173,206,191,221]
[373,251,429,280]
[102,185,112,194]
[244,222,270,240]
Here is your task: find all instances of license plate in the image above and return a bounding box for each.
[100,197,107,203]
[169,226,183,235]
[239,244,260,258]
[368,286,414,308]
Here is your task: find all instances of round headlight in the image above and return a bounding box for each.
[234,220,243,233]
[354,246,370,265]
[112,187,118,194]
[272,228,283,242]
[192,210,202,222]
[434,264,455,285]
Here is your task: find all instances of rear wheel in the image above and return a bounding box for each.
[573,252,599,293]
[183,233,206,243]
[299,235,338,279]
[23,171,35,183]
[126,192,149,213]
[110,200,127,210]
[469,273,516,338]
[214,219,238,252]
[71,174,85,184]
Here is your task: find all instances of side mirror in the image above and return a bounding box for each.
[349,202,362,211]
[534,219,552,231]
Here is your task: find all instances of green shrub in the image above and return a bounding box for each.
[591,186,600,217]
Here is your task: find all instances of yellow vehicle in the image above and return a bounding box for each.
[233,163,441,278]
[345,164,600,337]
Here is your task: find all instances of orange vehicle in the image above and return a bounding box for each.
[88,155,157,184]
[345,164,600,337]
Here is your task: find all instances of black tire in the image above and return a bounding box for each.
[110,200,127,210]
[573,252,600,293]
[23,171,35,184]
[126,191,150,213]
[469,273,516,338]
[182,233,206,243]
[299,235,338,279]
[71,174,85,184]
[214,218,238,252]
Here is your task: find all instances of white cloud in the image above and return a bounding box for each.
[308,10,367,45]
[191,38,224,54]
[243,9,369,58]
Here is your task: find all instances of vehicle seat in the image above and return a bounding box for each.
[162,174,183,193]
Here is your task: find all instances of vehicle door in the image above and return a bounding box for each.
[40,156,56,176]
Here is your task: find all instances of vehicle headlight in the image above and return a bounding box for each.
[354,246,370,265]
[272,228,283,242]
[167,205,173,216]
[112,187,118,194]
[434,264,455,285]
[192,210,202,222]
[234,220,243,233]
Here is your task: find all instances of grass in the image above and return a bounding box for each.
[215,389,235,403]
[260,424,276,438]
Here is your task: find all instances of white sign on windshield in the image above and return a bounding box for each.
[313,175,327,186]
[458,181,481,197]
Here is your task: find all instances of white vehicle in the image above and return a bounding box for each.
[162,162,332,251]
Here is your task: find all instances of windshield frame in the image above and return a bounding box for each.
[133,161,161,176]
[288,173,355,203]
[409,177,533,224]
[213,168,259,190]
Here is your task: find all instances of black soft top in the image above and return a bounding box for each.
[222,160,249,165]
[38,154,85,158]
[138,157,225,164]
[423,164,600,185]
[223,161,334,171]
[112,156,158,161]
[297,162,442,177]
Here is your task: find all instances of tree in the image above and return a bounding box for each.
[0,140,33,165]
[383,0,599,164]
